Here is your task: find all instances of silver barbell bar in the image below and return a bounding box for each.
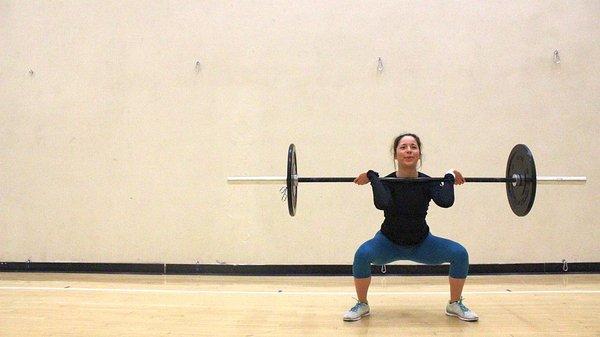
[227,176,587,184]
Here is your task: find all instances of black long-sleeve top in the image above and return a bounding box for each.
[367,170,455,246]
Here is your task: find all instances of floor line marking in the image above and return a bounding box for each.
[0,286,599,296]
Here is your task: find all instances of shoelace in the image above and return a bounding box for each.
[350,297,365,312]
[456,298,470,313]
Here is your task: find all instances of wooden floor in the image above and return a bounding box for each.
[0,273,598,336]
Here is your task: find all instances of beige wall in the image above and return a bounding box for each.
[1,1,598,265]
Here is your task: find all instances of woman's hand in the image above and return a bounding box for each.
[451,169,465,185]
[354,172,370,185]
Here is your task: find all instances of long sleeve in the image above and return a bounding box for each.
[430,173,455,208]
[367,170,393,210]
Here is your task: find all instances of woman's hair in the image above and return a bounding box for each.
[391,133,423,168]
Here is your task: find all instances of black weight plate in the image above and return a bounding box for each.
[287,144,298,216]
[505,144,536,216]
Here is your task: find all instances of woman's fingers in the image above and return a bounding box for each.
[454,170,465,185]
[354,172,369,185]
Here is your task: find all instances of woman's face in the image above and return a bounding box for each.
[395,136,420,168]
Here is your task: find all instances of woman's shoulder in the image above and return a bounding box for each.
[418,172,430,178]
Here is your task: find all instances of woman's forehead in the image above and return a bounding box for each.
[398,136,418,145]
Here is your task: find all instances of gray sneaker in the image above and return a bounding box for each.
[445,297,478,321]
[343,302,370,321]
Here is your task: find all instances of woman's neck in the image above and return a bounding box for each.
[396,166,418,178]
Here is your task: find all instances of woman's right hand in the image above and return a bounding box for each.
[353,172,370,185]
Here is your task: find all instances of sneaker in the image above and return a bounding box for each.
[445,297,478,321]
[343,302,370,322]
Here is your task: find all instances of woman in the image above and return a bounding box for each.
[343,133,478,322]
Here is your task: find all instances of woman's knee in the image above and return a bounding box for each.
[353,244,374,265]
[352,244,375,278]
[448,244,469,278]
[451,244,469,264]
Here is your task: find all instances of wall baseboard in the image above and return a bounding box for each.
[1,262,598,275]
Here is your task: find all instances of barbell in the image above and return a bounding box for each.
[228,144,587,217]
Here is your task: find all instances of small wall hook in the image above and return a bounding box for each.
[553,50,561,64]
[377,57,384,73]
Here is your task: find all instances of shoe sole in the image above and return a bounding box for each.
[343,312,370,322]
[445,311,478,322]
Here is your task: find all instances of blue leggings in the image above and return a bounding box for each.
[353,231,469,279]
